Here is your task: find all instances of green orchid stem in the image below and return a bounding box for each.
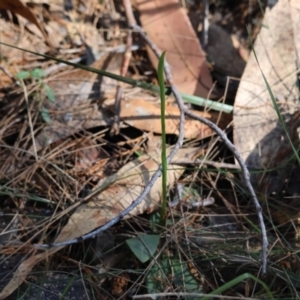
[158,52,167,225]
[0,41,233,114]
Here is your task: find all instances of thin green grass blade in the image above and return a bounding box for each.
[0,41,233,113]
[0,187,56,204]
[126,234,160,263]
[59,277,76,300]
[202,273,274,300]
[247,26,300,166]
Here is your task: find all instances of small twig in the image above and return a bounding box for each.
[132,293,261,300]
[171,158,241,170]
[78,261,90,300]
[110,0,135,135]
[110,30,132,135]
[0,65,16,82]
[20,79,38,161]
[123,0,136,26]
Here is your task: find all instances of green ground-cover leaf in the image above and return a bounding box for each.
[126,234,160,263]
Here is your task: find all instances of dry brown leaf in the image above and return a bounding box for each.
[0,18,49,63]
[137,0,213,97]
[0,0,54,50]
[105,98,230,139]
[54,147,201,243]
[73,139,102,171]
[233,0,300,193]
[291,0,300,58]
[70,138,109,179]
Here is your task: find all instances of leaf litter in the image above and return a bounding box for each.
[0,0,300,299]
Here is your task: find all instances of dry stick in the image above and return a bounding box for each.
[110,1,134,135]
[131,24,268,274]
[171,159,241,170]
[20,80,38,162]
[110,0,134,135]
[123,0,136,26]
[185,110,268,274]
[110,31,132,135]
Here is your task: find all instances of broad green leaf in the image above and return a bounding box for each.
[126,234,159,263]
[16,71,31,80]
[41,106,51,123]
[31,68,46,80]
[44,84,55,102]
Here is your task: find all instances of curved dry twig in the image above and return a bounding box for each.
[36,3,268,276]
[34,28,186,249]
[185,110,268,274]
[132,23,268,274]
